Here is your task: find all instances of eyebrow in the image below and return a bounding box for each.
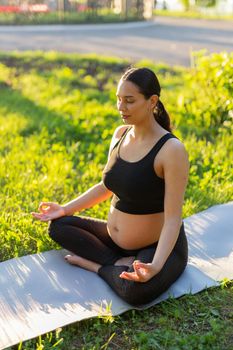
[116,94,135,98]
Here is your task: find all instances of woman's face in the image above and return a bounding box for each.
[116,80,155,125]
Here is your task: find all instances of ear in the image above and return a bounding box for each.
[150,95,159,109]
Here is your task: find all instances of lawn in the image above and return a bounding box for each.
[153,9,233,21]
[0,51,232,349]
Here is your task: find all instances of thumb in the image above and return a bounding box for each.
[134,261,150,270]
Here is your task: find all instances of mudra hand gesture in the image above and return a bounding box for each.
[31,202,65,222]
[120,260,159,283]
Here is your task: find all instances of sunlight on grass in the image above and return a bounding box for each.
[1,51,232,350]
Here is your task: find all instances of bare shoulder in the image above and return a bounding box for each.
[165,137,188,158]
[164,138,189,167]
[108,125,129,158]
[112,125,129,140]
[110,125,129,148]
[157,136,189,168]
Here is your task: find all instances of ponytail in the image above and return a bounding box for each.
[153,100,171,132]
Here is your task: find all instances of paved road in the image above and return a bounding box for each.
[0,17,232,66]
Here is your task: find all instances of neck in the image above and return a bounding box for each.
[131,118,163,141]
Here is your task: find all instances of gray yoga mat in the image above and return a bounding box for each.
[0,202,233,349]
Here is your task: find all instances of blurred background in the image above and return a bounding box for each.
[0,0,232,24]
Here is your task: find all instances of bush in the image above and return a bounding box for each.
[176,51,233,138]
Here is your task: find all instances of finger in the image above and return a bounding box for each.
[133,260,140,265]
[31,212,42,218]
[119,271,140,281]
[40,201,54,206]
[39,202,47,208]
[133,260,145,268]
[134,265,145,278]
[133,263,150,282]
[38,203,46,212]
[39,215,51,222]
[120,271,146,282]
[133,261,145,273]
[39,202,49,208]
[134,261,151,271]
[31,212,50,221]
[120,274,138,281]
[39,206,50,214]
[38,202,52,211]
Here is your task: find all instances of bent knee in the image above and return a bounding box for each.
[99,266,153,306]
[48,217,69,240]
[117,282,147,306]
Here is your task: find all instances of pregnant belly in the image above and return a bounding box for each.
[107,205,164,249]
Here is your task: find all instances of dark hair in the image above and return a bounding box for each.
[120,67,171,132]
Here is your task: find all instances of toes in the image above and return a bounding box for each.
[64,255,76,264]
[64,254,72,261]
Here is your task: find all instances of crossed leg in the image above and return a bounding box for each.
[49,215,188,306]
[49,215,136,271]
[64,254,135,272]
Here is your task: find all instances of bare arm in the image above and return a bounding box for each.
[32,180,113,221]
[151,140,189,271]
[62,181,112,216]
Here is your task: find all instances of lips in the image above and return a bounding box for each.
[121,115,130,119]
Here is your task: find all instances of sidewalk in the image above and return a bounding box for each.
[0,20,155,32]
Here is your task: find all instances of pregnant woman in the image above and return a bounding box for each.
[32,67,189,306]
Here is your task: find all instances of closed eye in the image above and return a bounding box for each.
[117,97,135,103]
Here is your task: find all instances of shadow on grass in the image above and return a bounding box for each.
[0,85,81,143]
[0,52,128,82]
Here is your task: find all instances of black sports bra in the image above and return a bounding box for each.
[102,127,177,214]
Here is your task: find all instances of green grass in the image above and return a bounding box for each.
[154,9,233,20]
[1,51,232,349]
[0,9,143,25]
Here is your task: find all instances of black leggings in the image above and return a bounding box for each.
[49,215,188,306]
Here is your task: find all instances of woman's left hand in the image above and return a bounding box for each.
[119,260,160,283]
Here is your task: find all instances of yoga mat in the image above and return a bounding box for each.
[1,202,232,349]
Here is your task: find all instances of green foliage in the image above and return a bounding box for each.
[179,0,190,11]
[9,329,64,350]
[196,0,216,7]
[1,51,232,349]
[153,9,233,20]
[0,9,144,25]
[178,51,233,138]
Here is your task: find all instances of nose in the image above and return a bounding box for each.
[117,99,127,112]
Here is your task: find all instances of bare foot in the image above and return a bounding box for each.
[65,254,101,273]
[114,256,135,267]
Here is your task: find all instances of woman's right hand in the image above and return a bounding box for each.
[31,202,66,222]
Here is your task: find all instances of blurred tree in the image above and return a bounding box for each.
[136,0,144,17]
[180,0,190,11]
[106,0,114,8]
[196,0,216,7]
[87,0,99,15]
